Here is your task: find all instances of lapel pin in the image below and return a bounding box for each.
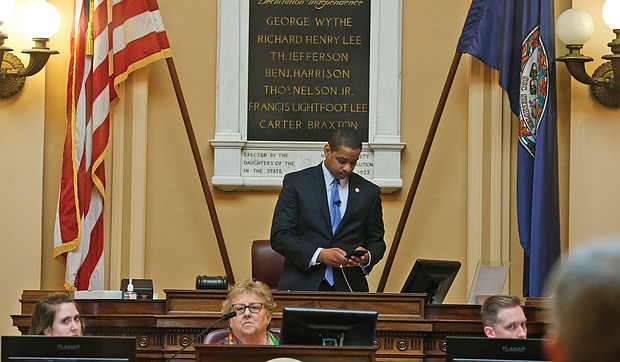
[355,188,360,193]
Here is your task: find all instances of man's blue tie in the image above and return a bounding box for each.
[330,178,342,233]
[325,178,341,286]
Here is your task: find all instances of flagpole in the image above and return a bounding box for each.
[165,57,235,285]
[377,51,462,292]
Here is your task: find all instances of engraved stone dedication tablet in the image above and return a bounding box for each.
[213,0,404,192]
[247,0,370,142]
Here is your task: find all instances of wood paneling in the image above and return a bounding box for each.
[12,290,549,361]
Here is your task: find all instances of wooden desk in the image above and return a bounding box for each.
[194,344,376,362]
[12,290,549,362]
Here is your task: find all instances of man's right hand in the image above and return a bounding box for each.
[318,248,348,267]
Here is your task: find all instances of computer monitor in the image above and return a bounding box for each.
[2,336,136,362]
[446,336,549,361]
[280,307,378,346]
[400,259,461,304]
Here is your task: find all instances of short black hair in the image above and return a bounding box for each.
[328,127,362,151]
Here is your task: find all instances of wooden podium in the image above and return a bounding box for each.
[194,344,376,362]
[12,290,549,361]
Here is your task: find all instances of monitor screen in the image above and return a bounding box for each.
[400,259,461,304]
[2,336,136,362]
[280,307,378,346]
[446,336,549,362]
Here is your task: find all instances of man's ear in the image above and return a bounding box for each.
[483,326,495,338]
[545,336,568,362]
[324,144,330,156]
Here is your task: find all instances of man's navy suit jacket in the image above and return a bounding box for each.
[270,163,386,292]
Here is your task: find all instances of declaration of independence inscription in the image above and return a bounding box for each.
[247,0,371,142]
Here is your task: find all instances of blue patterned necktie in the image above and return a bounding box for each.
[330,178,342,233]
[325,178,341,286]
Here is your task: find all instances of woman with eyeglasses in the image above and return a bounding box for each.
[217,279,280,345]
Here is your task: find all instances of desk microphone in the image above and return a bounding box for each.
[165,310,236,361]
[335,200,342,206]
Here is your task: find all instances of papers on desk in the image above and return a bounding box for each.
[468,261,509,304]
[74,290,123,299]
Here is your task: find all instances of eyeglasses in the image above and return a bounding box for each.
[231,302,264,315]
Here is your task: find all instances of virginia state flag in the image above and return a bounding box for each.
[456,0,560,297]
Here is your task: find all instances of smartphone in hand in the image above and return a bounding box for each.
[345,249,367,259]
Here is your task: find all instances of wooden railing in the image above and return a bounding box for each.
[12,290,549,362]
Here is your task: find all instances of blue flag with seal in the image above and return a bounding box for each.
[456,0,560,297]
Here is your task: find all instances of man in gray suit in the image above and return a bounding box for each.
[270,128,386,292]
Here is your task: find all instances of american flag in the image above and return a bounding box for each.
[54,0,171,290]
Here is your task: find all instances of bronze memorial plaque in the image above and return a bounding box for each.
[247,0,371,142]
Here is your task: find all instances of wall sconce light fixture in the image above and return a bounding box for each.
[0,0,60,98]
[556,0,620,108]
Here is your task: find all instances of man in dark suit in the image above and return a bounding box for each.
[270,128,386,292]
